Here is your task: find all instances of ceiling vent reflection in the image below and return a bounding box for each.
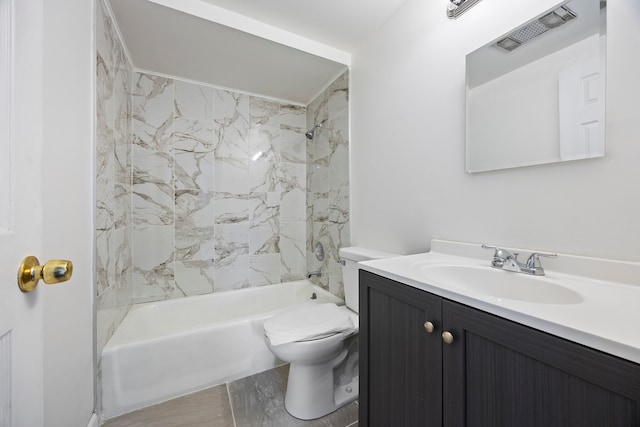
[495,5,578,52]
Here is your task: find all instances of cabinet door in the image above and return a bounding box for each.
[360,271,443,426]
[443,300,640,427]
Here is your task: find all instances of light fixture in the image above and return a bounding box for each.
[447,0,483,19]
[494,5,577,52]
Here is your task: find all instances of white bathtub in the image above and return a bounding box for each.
[101,280,344,419]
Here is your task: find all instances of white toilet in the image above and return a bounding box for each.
[263,247,398,420]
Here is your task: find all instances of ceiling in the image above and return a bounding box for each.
[107,0,407,105]
[197,0,407,53]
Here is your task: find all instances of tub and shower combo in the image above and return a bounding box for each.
[101,280,342,419]
[101,247,398,420]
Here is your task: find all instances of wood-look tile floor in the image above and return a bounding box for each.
[102,365,359,427]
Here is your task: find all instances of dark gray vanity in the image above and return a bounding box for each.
[359,270,640,426]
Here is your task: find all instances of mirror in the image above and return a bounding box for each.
[465,0,606,173]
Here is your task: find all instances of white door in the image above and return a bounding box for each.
[1,0,48,425]
[558,58,606,161]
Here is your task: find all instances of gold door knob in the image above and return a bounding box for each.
[423,321,435,333]
[17,256,73,292]
[442,331,455,345]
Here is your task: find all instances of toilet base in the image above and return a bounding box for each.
[284,348,358,420]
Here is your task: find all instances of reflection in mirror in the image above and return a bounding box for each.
[465,0,606,173]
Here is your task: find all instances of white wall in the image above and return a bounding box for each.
[351,0,640,261]
[42,0,95,425]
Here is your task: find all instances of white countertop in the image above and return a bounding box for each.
[359,239,640,364]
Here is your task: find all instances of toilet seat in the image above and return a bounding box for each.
[264,303,355,346]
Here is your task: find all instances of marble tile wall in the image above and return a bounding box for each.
[306,71,351,298]
[96,0,350,312]
[131,73,309,302]
[96,0,133,355]
[96,0,134,416]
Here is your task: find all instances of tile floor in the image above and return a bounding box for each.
[102,365,359,427]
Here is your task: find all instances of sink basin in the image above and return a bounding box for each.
[419,264,584,304]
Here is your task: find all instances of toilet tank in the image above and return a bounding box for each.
[339,247,399,313]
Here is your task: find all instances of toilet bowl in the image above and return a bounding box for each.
[263,247,398,420]
[265,304,357,420]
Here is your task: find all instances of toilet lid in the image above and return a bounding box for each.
[264,303,355,346]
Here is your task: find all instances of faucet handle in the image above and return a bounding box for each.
[481,244,517,259]
[481,244,501,257]
[482,244,518,270]
[523,252,558,275]
[525,252,558,268]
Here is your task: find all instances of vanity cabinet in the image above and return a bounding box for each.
[359,270,640,427]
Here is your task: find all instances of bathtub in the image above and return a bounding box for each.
[101,280,344,419]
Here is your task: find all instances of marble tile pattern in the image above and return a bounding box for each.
[102,365,358,427]
[306,71,351,298]
[229,364,359,427]
[96,0,133,357]
[96,11,349,306]
[96,0,134,416]
[131,72,310,302]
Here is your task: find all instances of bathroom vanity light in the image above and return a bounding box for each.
[447,0,483,19]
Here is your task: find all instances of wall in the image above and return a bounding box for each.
[131,73,308,302]
[350,0,640,262]
[306,71,351,298]
[42,0,95,425]
[96,0,133,354]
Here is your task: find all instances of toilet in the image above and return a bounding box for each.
[263,247,398,420]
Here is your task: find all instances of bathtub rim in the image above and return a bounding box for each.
[103,280,344,350]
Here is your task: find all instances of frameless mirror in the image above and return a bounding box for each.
[465,0,606,173]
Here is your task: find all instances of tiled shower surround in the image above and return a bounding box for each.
[95,0,350,352]
[96,0,133,353]
[306,73,351,297]
[131,74,309,301]
[96,0,133,413]
[130,71,350,303]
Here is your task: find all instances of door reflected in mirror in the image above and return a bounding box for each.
[465,0,606,173]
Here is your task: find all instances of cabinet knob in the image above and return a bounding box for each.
[423,321,435,333]
[442,331,455,345]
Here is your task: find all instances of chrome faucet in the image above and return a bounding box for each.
[481,244,557,276]
[307,270,322,278]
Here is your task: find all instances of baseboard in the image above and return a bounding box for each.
[87,413,99,427]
